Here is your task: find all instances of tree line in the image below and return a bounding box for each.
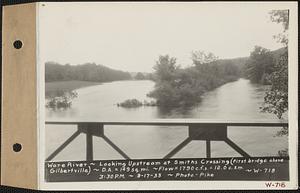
[133,72,155,80]
[244,46,286,85]
[45,62,132,82]
[147,53,243,107]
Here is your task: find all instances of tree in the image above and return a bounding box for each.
[148,54,241,108]
[147,55,182,106]
[245,46,275,84]
[134,72,146,80]
[148,55,204,107]
[191,50,218,65]
[269,10,289,45]
[260,50,288,119]
[152,55,179,82]
[261,10,289,142]
[261,10,289,119]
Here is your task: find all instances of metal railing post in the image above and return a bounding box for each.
[206,140,211,158]
[86,124,94,161]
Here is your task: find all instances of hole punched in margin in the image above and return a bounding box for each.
[13,40,23,49]
[13,143,22,152]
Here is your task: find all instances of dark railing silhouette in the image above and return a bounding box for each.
[45,120,288,161]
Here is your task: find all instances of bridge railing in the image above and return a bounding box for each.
[45,119,288,161]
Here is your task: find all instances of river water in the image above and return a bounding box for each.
[45,79,288,161]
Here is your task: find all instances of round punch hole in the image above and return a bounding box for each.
[13,143,22,152]
[13,40,23,49]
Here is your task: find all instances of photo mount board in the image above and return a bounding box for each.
[1,3,38,190]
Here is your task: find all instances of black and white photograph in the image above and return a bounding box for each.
[39,2,298,190]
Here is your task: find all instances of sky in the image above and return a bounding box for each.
[39,2,287,72]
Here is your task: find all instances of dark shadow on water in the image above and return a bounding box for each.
[156,105,195,118]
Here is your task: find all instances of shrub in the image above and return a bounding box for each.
[118,99,158,108]
[46,91,78,110]
[118,99,143,108]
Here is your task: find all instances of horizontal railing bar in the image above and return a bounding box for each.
[45,119,288,127]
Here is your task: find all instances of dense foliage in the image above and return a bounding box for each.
[243,10,289,122]
[147,54,241,107]
[118,99,157,108]
[246,10,289,147]
[245,46,275,84]
[134,72,146,80]
[45,62,132,82]
[118,99,143,108]
[261,10,289,121]
[46,91,78,109]
[191,50,219,64]
[269,10,289,45]
[260,49,288,120]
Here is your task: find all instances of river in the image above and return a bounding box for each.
[45,78,288,160]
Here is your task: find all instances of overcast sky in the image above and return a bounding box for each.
[39,2,287,72]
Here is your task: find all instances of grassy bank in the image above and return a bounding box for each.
[45,80,101,98]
